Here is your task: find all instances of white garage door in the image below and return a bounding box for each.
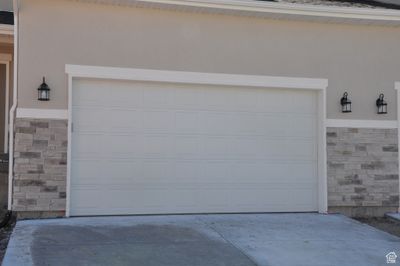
[70,78,318,216]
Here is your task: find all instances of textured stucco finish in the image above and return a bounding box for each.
[12,118,67,212]
[17,0,400,120]
[327,127,399,214]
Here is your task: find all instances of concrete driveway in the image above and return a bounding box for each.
[3,213,400,266]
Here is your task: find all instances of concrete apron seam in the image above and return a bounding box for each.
[196,216,258,266]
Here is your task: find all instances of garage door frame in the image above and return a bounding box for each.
[65,64,328,217]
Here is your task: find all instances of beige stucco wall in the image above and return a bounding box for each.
[18,0,400,120]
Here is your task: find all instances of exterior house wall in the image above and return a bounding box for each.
[18,0,400,120]
[11,0,400,217]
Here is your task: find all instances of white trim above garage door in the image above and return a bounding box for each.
[66,65,328,217]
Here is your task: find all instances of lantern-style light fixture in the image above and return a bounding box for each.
[340,92,352,113]
[376,93,387,114]
[38,77,50,101]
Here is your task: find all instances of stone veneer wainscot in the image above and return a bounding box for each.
[327,127,399,217]
[12,118,67,216]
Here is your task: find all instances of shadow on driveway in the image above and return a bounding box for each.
[31,224,255,266]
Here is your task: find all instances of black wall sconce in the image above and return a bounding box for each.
[340,92,352,113]
[376,93,387,114]
[38,77,50,101]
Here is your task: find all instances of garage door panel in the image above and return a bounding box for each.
[142,160,173,180]
[143,85,173,108]
[174,161,201,181]
[203,137,231,158]
[261,139,316,159]
[72,161,142,185]
[74,80,146,109]
[143,135,174,157]
[230,137,260,158]
[288,115,317,137]
[175,111,200,133]
[262,140,288,157]
[261,114,317,138]
[106,83,143,108]
[201,161,231,181]
[72,80,111,106]
[173,86,202,109]
[260,90,293,113]
[286,140,317,157]
[105,134,143,157]
[143,110,173,132]
[70,186,317,215]
[203,112,233,134]
[261,115,290,137]
[232,89,260,111]
[70,187,104,209]
[202,88,234,110]
[230,161,316,183]
[71,160,317,186]
[73,107,106,132]
[231,113,260,135]
[71,160,108,185]
[71,187,200,211]
[261,89,316,114]
[175,136,201,158]
[288,91,318,114]
[106,161,143,182]
[105,109,142,133]
[229,186,317,206]
[287,162,318,181]
[70,79,319,216]
[72,133,104,159]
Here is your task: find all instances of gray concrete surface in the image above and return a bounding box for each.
[386,212,400,222]
[3,213,400,266]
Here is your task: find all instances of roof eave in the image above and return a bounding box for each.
[73,0,400,26]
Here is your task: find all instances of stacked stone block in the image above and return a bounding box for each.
[12,119,67,214]
[327,127,399,215]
